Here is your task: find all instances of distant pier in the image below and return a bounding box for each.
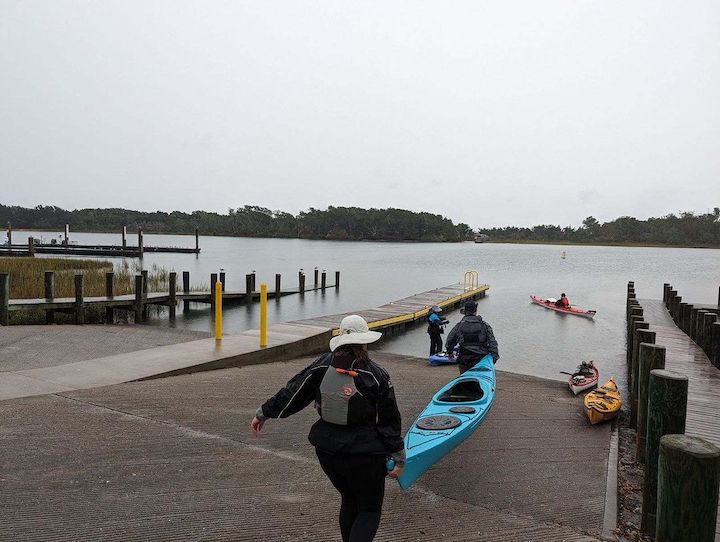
[3,223,201,258]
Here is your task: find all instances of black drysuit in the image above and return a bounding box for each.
[445,314,499,373]
[258,350,404,542]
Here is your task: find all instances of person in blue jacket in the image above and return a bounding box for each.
[427,305,448,356]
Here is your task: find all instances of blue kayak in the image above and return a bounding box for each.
[398,354,496,489]
[428,346,459,366]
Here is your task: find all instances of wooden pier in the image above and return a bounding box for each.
[629,284,720,540]
[4,224,201,258]
[2,269,338,325]
[297,282,489,336]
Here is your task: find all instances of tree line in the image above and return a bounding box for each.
[478,209,720,247]
[0,204,474,242]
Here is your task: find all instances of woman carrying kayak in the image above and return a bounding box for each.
[250,314,405,542]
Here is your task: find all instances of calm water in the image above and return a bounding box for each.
[13,230,720,386]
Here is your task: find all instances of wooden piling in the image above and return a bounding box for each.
[690,308,701,342]
[636,343,665,462]
[28,237,35,256]
[628,305,643,326]
[169,272,176,320]
[105,271,114,323]
[627,312,644,365]
[195,227,199,252]
[74,274,85,324]
[245,274,252,304]
[219,271,226,292]
[299,272,306,295]
[631,327,654,429]
[251,272,256,292]
[702,312,717,355]
[141,270,149,319]
[43,271,55,324]
[696,310,709,346]
[662,283,670,304]
[64,224,69,245]
[681,303,693,334]
[669,290,677,311]
[134,275,143,322]
[44,271,54,299]
[671,295,681,322]
[321,270,327,291]
[275,274,281,298]
[0,273,9,326]
[626,300,639,325]
[627,307,643,344]
[138,229,144,257]
[627,314,644,379]
[711,321,720,368]
[182,271,190,312]
[642,370,689,535]
[211,273,218,308]
[676,302,686,329]
[335,271,340,289]
[6,223,11,248]
[314,267,319,286]
[122,225,127,248]
[656,435,720,542]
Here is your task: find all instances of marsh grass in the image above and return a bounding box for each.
[0,257,180,299]
[0,257,207,325]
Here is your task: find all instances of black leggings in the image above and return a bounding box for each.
[429,333,443,356]
[316,450,386,542]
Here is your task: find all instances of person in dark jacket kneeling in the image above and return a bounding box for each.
[445,300,499,374]
[251,314,405,542]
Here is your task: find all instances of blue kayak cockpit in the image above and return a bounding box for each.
[434,379,484,403]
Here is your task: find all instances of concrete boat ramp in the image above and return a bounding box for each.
[0,282,614,541]
[0,353,610,541]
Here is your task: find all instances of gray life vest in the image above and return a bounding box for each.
[319,367,358,425]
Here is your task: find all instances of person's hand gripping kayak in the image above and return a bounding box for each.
[385,458,404,480]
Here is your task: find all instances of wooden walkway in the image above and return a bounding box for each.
[0,283,489,401]
[295,283,489,335]
[639,298,720,540]
[640,299,720,447]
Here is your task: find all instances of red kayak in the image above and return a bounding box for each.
[530,295,596,318]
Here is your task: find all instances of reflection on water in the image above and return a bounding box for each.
[13,230,720,386]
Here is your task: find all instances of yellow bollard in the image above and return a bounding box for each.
[260,283,268,347]
[214,281,222,340]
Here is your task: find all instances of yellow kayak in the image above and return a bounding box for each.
[583,378,622,425]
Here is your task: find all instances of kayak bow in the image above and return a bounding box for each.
[398,354,496,489]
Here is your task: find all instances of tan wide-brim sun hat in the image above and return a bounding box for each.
[329,314,382,352]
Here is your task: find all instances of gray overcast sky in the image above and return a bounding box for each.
[1,1,719,228]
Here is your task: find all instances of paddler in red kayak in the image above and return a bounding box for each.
[555,293,570,308]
